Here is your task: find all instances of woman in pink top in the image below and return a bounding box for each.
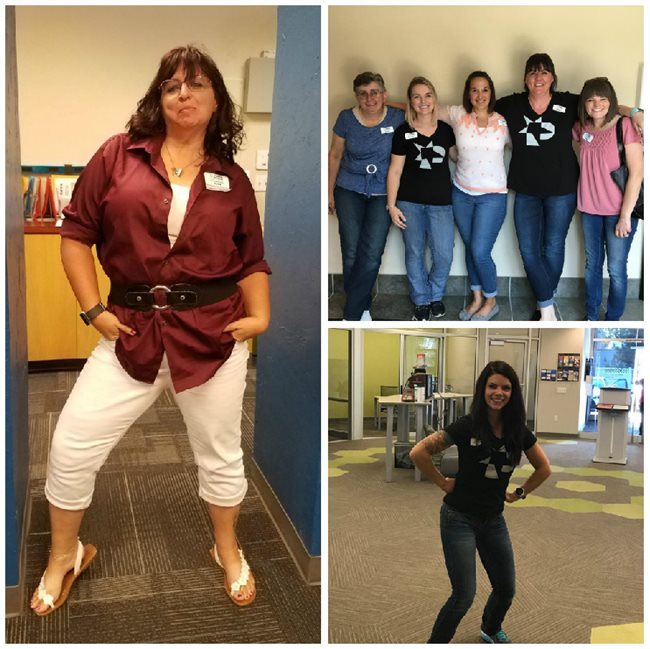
[437,72,510,321]
[573,77,643,320]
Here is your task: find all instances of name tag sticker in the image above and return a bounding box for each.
[380,126,394,134]
[582,132,594,143]
[552,104,566,113]
[405,132,418,140]
[204,172,231,192]
[498,119,507,127]
[470,437,482,447]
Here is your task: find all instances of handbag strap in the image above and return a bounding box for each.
[615,117,626,166]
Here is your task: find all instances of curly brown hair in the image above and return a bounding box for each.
[126,45,244,163]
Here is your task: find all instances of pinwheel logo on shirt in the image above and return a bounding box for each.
[414,142,446,169]
[479,444,514,479]
[519,115,555,146]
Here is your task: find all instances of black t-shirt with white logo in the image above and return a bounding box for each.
[494,91,579,197]
[391,121,455,205]
[443,415,537,516]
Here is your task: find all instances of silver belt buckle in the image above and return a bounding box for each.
[366,164,378,174]
[149,284,172,310]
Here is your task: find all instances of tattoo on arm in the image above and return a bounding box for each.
[422,430,453,455]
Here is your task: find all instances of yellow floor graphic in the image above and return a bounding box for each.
[590,622,643,643]
[555,480,606,493]
[329,447,385,477]
[517,463,643,488]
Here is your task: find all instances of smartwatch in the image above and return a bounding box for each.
[515,487,526,500]
[80,302,106,326]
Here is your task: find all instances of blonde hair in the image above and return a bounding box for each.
[405,76,437,128]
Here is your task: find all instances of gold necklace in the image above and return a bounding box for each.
[164,142,205,178]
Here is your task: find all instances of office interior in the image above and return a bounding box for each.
[6,6,320,643]
[328,326,643,643]
[327,5,644,321]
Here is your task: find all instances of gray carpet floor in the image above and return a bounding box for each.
[6,362,320,643]
[329,434,643,644]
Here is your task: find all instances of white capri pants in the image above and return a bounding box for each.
[44,338,250,510]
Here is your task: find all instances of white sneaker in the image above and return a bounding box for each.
[360,310,372,321]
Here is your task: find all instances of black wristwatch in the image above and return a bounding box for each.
[80,302,106,326]
[515,487,526,500]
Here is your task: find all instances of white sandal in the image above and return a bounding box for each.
[32,539,97,616]
[210,544,256,607]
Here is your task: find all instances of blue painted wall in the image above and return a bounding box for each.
[6,6,30,589]
[254,6,321,556]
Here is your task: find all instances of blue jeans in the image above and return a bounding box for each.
[452,186,507,297]
[428,503,516,643]
[514,192,577,307]
[582,213,639,320]
[397,200,454,305]
[334,186,391,319]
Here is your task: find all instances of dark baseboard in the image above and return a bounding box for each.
[247,458,320,585]
[5,496,32,617]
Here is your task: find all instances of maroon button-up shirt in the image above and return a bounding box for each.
[62,133,271,392]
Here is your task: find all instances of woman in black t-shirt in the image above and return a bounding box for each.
[410,360,551,644]
[386,77,457,321]
[494,53,644,322]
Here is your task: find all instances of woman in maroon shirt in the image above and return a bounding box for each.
[31,46,270,614]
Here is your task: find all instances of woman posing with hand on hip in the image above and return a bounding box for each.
[328,72,405,321]
[437,71,510,321]
[30,45,270,615]
[573,77,643,321]
[386,77,456,321]
[410,361,551,644]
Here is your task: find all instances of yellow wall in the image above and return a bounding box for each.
[328,5,644,280]
[329,329,350,419]
[363,331,401,417]
[16,6,276,217]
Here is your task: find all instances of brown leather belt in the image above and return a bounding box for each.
[109,279,238,312]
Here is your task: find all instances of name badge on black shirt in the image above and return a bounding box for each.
[552,104,566,113]
[405,132,418,140]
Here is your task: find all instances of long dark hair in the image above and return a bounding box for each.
[470,361,527,465]
[126,45,244,163]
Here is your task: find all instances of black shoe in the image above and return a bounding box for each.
[430,301,446,318]
[531,309,541,321]
[412,304,430,321]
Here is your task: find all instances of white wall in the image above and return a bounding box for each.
[328,5,644,280]
[16,5,276,217]
[537,329,585,434]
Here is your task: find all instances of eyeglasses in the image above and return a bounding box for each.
[356,89,383,100]
[160,76,211,97]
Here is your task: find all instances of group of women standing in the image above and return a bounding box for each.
[328,54,644,322]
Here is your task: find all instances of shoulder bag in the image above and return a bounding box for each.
[609,117,643,219]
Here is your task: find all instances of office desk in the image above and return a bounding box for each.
[377,392,472,482]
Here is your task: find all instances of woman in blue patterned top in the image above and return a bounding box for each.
[328,72,405,320]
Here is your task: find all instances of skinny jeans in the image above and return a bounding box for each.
[513,191,576,307]
[451,186,507,298]
[428,502,516,643]
[45,338,250,510]
[581,212,639,321]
